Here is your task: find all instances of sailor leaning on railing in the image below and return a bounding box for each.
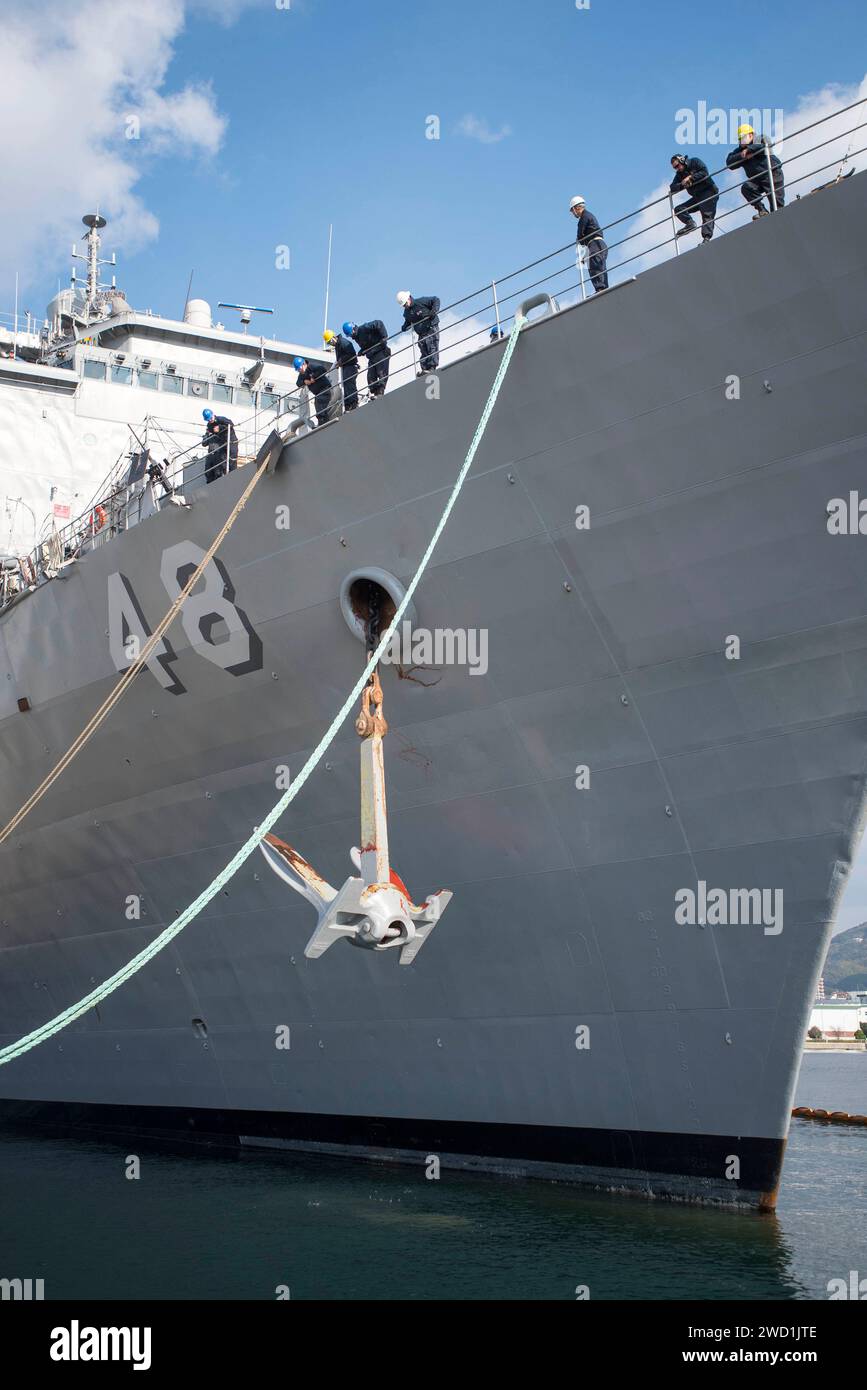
[725,122,786,215]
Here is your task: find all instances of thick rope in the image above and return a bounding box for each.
[0,314,526,1065]
[0,452,274,847]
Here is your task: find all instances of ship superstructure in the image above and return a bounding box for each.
[0,214,324,562]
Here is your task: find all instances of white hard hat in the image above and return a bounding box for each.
[396,290,411,306]
[570,195,585,210]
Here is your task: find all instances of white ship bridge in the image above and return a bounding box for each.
[0,214,325,562]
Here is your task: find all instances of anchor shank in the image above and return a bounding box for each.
[359,730,390,885]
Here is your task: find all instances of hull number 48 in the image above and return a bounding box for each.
[107,541,263,695]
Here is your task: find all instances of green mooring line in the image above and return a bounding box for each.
[0,314,527,1066]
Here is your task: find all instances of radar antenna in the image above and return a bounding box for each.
[217,302,274,385]
[217,302,274,335]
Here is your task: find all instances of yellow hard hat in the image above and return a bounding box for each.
[323,328,335,343]
[737,123,754,139]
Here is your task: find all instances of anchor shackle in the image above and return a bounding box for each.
[355,667,387,738]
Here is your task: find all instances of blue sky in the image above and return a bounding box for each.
[15,0,867,340]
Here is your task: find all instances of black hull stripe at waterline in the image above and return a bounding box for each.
[0,1097,784,1200]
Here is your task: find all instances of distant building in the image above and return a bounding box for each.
[808,1001,866,1039]
[817,975,826,1000]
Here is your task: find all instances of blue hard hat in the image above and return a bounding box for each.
[293,356,305,370]
[202,408,214,421]
[342,321,354,337]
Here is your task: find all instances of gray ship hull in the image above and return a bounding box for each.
[2,173,867,1208]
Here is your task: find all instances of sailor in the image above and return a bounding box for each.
[670,153,719,241]
[726,124,785,218]
[569,196,609,292]
[202,408,238,484]
[323,328,359,412]
[347,319,391,398]
[396,291,440,372]
[490,326,505,341]
[294,356,334,426]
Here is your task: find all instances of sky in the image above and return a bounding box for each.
[2,0,866,333]
[1,0,867,930]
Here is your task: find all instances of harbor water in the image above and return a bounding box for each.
[0,1052,864,1301]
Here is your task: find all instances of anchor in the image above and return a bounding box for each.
[259,665,451,964]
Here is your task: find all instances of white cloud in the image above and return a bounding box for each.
[0,0,260,299]
[134,85,227,156]
[455,114,512,145]
[384,309,502,392]
[609,74,867,281]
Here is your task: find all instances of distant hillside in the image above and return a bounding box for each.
[823,923,867,991]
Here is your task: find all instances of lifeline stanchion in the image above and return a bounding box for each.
[669,194,682,255]
[765,140,779,212]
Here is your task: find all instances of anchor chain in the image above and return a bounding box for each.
[366,579,381,654]
[356,581,388,738]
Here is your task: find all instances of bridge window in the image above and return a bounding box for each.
[138,370,159,390]
[212,383,231,403]
[233,385,253,405]
[82,359,106,380]
[111,365,133,385]
[161,374,183,394]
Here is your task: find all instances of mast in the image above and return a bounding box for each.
[71,214,116,324]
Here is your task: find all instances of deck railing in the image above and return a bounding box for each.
[4,94,864,605]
